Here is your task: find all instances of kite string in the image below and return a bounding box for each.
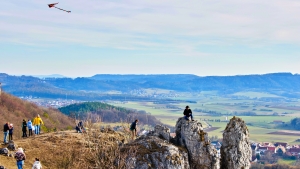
[54,6,70,12]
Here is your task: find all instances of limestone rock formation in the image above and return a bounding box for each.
[221,116,252,169]
[151,125,171,142]
[127,135,190,169]
[175,117,220,169]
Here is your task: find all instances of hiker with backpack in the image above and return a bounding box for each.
[33,115,44,135]
[8,124,13,141]
[22,119,27,138]
[3,122,9,144]
[183,106,194,121]
[15,147,26,169]
[130,119,138,140]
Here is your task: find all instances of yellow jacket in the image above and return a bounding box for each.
[33,117,44,125]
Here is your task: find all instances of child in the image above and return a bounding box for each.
[8,124,13,141]
[32,158,42,169]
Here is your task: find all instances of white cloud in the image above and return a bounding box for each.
[1,0,300,54]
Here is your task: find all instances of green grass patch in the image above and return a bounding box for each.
[277,159,296,165]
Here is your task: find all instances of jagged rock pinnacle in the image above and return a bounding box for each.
[175,117,220,169]
[221,116,252,169]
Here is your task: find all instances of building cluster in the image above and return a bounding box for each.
[251,142,300,162]
[20,96,81,108]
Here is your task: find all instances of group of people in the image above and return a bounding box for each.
[14,147,42,169]
[3,114,44,144]
[129,106,194,140]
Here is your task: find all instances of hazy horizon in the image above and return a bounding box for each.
[3,71,298,79]
[1,0,300,77]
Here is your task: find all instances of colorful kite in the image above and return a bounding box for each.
[48,2,71,13]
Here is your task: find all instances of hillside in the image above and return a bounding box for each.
[0,92,74,140]
[58,102,161,126]
[1,73,300,99]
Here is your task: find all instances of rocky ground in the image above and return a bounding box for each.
[1,117,253,169]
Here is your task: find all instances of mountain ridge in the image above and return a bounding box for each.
[1,72,299,99]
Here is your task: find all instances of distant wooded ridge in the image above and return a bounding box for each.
[0,72,299,99]
[58,102,161,126]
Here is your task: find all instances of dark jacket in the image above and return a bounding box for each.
[130,122,137,130]
[22,121,27,132]
[9,127,13,134]
[183,109,192,117]
[3,123,9,132]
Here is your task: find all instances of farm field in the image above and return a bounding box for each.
[110,91,300,144]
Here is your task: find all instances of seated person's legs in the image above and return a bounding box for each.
[184,115,189,120]
[190,114,194,120]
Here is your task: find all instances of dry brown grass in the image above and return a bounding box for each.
[0,92,74,141]
[0,118,138,169]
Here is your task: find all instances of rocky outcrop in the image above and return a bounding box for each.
[221,116,252,169]
[151,125,171,142]
[175,117,220,169]
[126,117,251,169]
[127,135,190,169]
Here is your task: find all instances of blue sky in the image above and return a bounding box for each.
[0,0,299,77]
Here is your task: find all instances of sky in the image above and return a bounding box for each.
[0,0,300,77]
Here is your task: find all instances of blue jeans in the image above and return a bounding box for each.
[3,131,8,143]
[35,125,40,135]
[184,114,194,120]
[17,160,24,169]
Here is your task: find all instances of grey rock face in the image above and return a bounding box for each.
[152,125,171,142]
[175,118,220,169]
[128,135,190,169]
[221,116,252,169]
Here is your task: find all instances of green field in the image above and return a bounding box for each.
[109,91,300,144]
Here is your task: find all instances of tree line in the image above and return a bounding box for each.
[58,102,161,126]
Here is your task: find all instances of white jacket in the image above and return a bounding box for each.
[32,161,42,169]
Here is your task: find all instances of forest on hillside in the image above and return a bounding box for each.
[58,102,161,126]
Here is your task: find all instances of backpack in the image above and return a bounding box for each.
[0,148,8,155]
[7,141,16,151]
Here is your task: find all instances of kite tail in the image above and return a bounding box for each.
[54,6,71,13]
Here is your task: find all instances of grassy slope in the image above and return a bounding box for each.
[0,92,74,141]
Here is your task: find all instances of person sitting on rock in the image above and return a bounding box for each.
[77,121,86,133]
[75,125,82,133]
[130,119,138,140]
[183,106,194,121]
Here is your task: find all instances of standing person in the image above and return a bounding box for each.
[33,115,44,135]
[22,119,27,137]
[130,119,138,140]
[3,122,9,144]
[27,120,33,137]
[8,124,13,141]
[15,147,26,169]
[183,105,194,121]
[32,125,35,136]
[32,158,42,169]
